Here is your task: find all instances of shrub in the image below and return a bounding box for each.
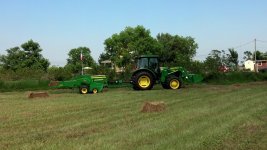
[0,80,50,92]
[47,66,72,81]
[203,71,267,84]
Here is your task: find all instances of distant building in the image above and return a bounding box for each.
[244,60,254,71]
[100,60,124,73]
[257,60,267,72]
[244,60,267,72]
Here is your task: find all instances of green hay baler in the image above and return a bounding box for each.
[50,75,108,94]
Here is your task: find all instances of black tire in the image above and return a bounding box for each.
[131,71,154,90]
[166,75,182,89]
[133,85,140,90]
[161,82,169,89]
[79,85,89,94]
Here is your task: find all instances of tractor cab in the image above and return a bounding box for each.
[135,55,161,76]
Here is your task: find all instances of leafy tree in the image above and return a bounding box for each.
[243,51,253,61]
[205,49,239,72]
[156,33,198,68]
[0,40,50,71]
[187,60,205,74]
[65,47,96,74]
[253,51,267,60]
[0,47,25,71]
[227,48,238,69]
[204,50,222,72]
[21,40,50,71]
[102,25,161,69]
[101,25,199,75]
[98,52,111,64]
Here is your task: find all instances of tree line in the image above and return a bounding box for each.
[1,25,266,81]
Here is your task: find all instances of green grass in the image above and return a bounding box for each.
[0,82,267,149]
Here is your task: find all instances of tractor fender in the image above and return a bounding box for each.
[161,70,183,83]
[131,69,157,83]
[169,71,182,77]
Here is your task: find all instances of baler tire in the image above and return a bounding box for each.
[79,85,89,94]
[92,88,98,94]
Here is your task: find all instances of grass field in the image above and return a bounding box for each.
[0,82,267,150]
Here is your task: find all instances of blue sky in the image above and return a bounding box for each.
[1,0,267,66]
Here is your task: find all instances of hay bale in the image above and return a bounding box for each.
[141,101,166,113]
[28,92,49,99]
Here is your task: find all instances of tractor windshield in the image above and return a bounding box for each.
[137,57,148,69]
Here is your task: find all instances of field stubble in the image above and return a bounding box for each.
[0,82,267,149]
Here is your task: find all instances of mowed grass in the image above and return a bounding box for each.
[0,82,267,150]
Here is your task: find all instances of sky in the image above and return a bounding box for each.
[1,0,267,66]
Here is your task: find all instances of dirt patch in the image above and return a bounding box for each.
[0,116,10,121]
[48,81,59,86]
[141,101,166,113]
[219,122,263,149]
[20,112,35,118]
[65,131,87,139]
[65,126,111,139]
[233,84,241,87]
[239,122,262,135]
[28,92,49,99]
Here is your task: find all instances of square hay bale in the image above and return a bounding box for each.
[141,101,166,113]
[28,92,49,99]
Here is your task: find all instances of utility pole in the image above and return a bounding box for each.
[81,49,84,75]
[254,38,257,72]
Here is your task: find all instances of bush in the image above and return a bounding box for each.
[0,80,50,92]
[47,66,72,81]
[203,71,267,84]
[0,68,46,80]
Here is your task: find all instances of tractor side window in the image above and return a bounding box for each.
[149,58,159,73]
[138,58,148,69]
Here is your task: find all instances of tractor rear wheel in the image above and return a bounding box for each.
[167,75,182,89]
[79,85,89,94]
[132,71,154,90]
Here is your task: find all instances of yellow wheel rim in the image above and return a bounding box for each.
[92,89,98,94]
[81,88,88,94]
[138,75,150,88]
[170,79,179,89]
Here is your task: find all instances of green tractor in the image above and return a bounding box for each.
[131,55,203,90]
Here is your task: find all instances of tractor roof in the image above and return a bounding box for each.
[138,55,159,58]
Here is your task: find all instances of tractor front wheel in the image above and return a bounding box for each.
[132,71,154,90]
[167,75,182,89]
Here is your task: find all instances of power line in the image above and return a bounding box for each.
[195,39,266,61]
[256,46,267,50]
[257,39,267,43]
[232,40,254,49]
